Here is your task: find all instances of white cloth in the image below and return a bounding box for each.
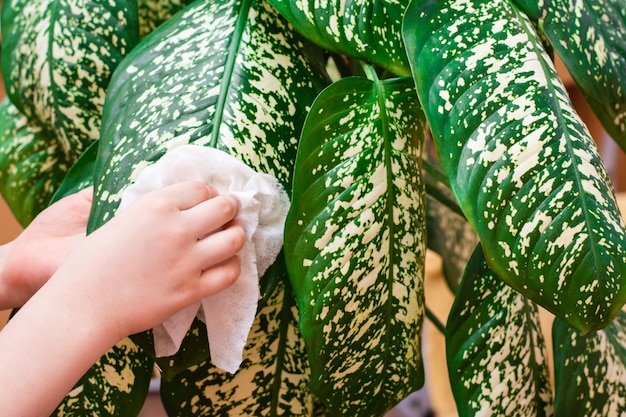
[118,144,290,373]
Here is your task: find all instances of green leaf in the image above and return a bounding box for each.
[403,0,626,333]
[284,71,426,416]
[267,0,411,76]
[553,311,626,416]
[90,0,327,402]
[446,244,554,417]
[90,0,328,229]
[53,338,153,417]
[1,0,138,157]
[536,0,626,150]
[510,0,542,20]
[0,97,69,226]
[160,279,314,416]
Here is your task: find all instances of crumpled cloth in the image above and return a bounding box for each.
[118,144,290,373]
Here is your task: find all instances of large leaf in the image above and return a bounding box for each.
[446,244,554,417]
[90,0,328,227]
[267,0,411,76]
[1,0,138,157]
[53,338,153,417]
[534,0,626,150]
[284,70,426,416]
[0,97,69,226]
[89,0,327,411]
[160,279,314,416]
[403,0,626,333]
[553,311,626,416]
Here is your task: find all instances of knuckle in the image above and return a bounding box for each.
[187,180,211,198]
[217,196,238,218]
[229,227,246,250]
[225,257,242,281]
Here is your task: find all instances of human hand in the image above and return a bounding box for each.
[0,187,92,309]
[49,181,245,342]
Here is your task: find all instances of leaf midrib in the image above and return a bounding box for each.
[209,0,254,148]
[371,68,398,393]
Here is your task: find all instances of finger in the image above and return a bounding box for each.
[196,223,246,267]
[185,195,240,237]
[196,256,242,298]
[156,181,217,211]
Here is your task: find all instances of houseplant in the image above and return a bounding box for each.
[1,0,626,416]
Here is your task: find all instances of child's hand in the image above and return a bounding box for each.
[0,187,92,309]
[50,181,245,341]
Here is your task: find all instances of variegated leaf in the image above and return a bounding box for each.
[91,0,328,228]
[267,0,411,76]
[284,71,426,416]
[90,0,326,398]
[0,97,69,226]
[1,0,138,157]
[553,311,626,416]
[534,0,626,150]
[160,280,314,416]
[446,244,554,417]
[403,0,626,332]
[137,0,192,40]
[53,338,153,417]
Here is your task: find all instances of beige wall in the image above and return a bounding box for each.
[1,197,23,244]
[0,197,22,329]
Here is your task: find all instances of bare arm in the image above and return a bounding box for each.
[0,181,245,416]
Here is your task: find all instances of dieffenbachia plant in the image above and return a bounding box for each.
[404,0,626,333]
[2,0,626,415]
[284,67,426,415]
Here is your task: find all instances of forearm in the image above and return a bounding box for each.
[0,275,120,416]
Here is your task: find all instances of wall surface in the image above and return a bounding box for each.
[0,179,22,330]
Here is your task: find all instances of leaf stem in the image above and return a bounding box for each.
[422,159,449,185]
[426,307,446,334]
[424,177,465,218]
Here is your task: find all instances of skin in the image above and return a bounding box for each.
[0,181,245,417]
[0,187,93,310]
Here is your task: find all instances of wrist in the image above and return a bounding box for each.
[46,263,125,348]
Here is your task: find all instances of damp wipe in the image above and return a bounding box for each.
[118,144,290,373]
